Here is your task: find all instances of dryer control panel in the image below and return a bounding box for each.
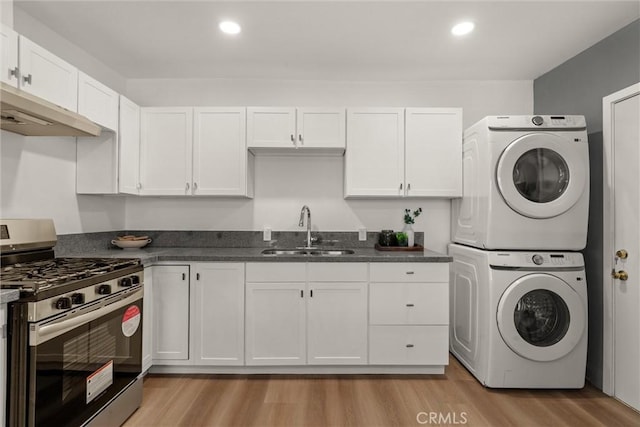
[486,115,587,130]
[489,251,584,269]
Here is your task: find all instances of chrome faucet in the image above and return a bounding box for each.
[299,205,313,248]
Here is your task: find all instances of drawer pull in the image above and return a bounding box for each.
[406,344,414,348]
[406,303,414,307]
[406,271,415,275]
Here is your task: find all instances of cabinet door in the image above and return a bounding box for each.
[0,24,19,87]
[140,108,193,195]
[118,96,141,194]
[345,108,405,197]
[307,282,368,364]
[193,108,249,196]
[77,71,118,130]
[152,265,190,361]
[245,282,306,365]
[18,36,78,111]
[296,108,345,149]
[405,108,462,197]
[191,263,244,365]
[247,107,296,148]
[142,266,153,372]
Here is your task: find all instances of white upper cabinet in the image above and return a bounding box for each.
[193,108,253,196]
[345,108,405,197]
[247,107,345,153]
[18,36,78,111]
[119,95,141,195]
[77,71,119,130]
[140,107,193,195]
[0,24,19,87]
[345,107,462,198]
[405,108,462,197]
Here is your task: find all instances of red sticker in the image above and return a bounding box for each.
[122,305,141,337]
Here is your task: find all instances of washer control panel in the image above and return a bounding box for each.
[486,115,587,130]
[489,251,584,268]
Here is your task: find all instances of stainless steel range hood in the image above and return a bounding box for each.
[1,82,101,137]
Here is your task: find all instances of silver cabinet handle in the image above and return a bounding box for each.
[193,182,198,191]
[406,303,415,307]
[406,271,415,275]
[196,273,200,280]
[298,134,303,145]
[9,67,19,78]
[290,134,295,146]
[182,273,186,280]
[186,182,190,192]
[136,183,142,190]
[407,183,411,191]
[406,344,414,348]
[22,73,32,85]
[400,183,403,190]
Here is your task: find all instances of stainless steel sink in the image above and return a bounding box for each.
[261,248,355,256]
[309,249,355,256]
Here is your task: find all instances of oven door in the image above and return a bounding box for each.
[28,288,143,427]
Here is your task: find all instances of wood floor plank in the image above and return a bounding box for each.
[124,356,640,427]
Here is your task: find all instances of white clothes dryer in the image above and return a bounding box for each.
[449,243,588,388]
[452,115,589,250]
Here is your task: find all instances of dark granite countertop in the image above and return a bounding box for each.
[61,246,452,265]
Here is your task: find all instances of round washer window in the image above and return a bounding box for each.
[513,289,570,347]
[512,148,570,203]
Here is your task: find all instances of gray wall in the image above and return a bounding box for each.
[534,19,640,389]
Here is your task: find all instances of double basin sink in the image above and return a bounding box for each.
[261,248,355,256]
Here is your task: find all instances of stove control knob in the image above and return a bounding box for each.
[119,277,133,287]
[71,293,85,305]
[55,297,72,310]
[97,284,112,295]
[131,275,141,285]
[532,254,544,265]
[532,115,544,126]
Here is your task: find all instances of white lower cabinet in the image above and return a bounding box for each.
[369,263,449,365]
[152,265,190,362]
[191,263,245,365]
[142,266,153,372]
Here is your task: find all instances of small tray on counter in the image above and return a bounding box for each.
[374,244,424,252]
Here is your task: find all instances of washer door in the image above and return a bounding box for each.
[497,273,585,362]
[496,133,587,218]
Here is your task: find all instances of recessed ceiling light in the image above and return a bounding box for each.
[219,21,241,35]
[451,21,475,36]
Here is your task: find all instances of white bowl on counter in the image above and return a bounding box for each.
[111,238,152,249]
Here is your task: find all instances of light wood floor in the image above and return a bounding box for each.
[124,356,640,427]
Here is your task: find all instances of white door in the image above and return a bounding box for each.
[345,108,405,197]
[246,107,296,148]
[140,107,193,195]
[19,36,78,111]
[191,263,244,365]
[193,108,248,196]
[307,282,368,364]
[603,83,640,411]
[296,108,345,149]
[152,265,190,361]
[0,24,19,87]
[77,71,119,131]
[496,133,588,219]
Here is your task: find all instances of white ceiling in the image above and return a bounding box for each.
[14,0,640,81]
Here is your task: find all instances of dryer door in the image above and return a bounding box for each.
[496,273,586,362]
[496,133,587,218]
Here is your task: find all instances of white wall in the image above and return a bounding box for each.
[0,131,126,234]
[1,0,13,27]
[124,78,533,253]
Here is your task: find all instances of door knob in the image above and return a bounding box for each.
[612,270,629,281]
[616,249,628,259]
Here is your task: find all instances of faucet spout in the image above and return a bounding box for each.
[299,205,312,248]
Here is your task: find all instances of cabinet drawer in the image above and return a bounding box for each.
[307,263,367,282]
[246,262,306,282]
[369,325,448,365]
[370,263,448,283]
[369,282,448,325]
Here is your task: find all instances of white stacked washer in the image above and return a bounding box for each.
[449,243,588,388]
[452,115,589,250]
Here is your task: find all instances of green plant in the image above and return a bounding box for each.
[395,232,408,246]
[403,207,422,224]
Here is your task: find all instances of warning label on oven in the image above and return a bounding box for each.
[86,360,113,404]
[122,305,141,337]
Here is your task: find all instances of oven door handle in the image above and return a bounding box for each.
[31,288,143,346]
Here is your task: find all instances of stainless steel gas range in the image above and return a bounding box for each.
[1,219,144,427]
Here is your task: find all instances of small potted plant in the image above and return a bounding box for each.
[402,207,422,247]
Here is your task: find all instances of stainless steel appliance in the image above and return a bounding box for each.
[1,219,143,427]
